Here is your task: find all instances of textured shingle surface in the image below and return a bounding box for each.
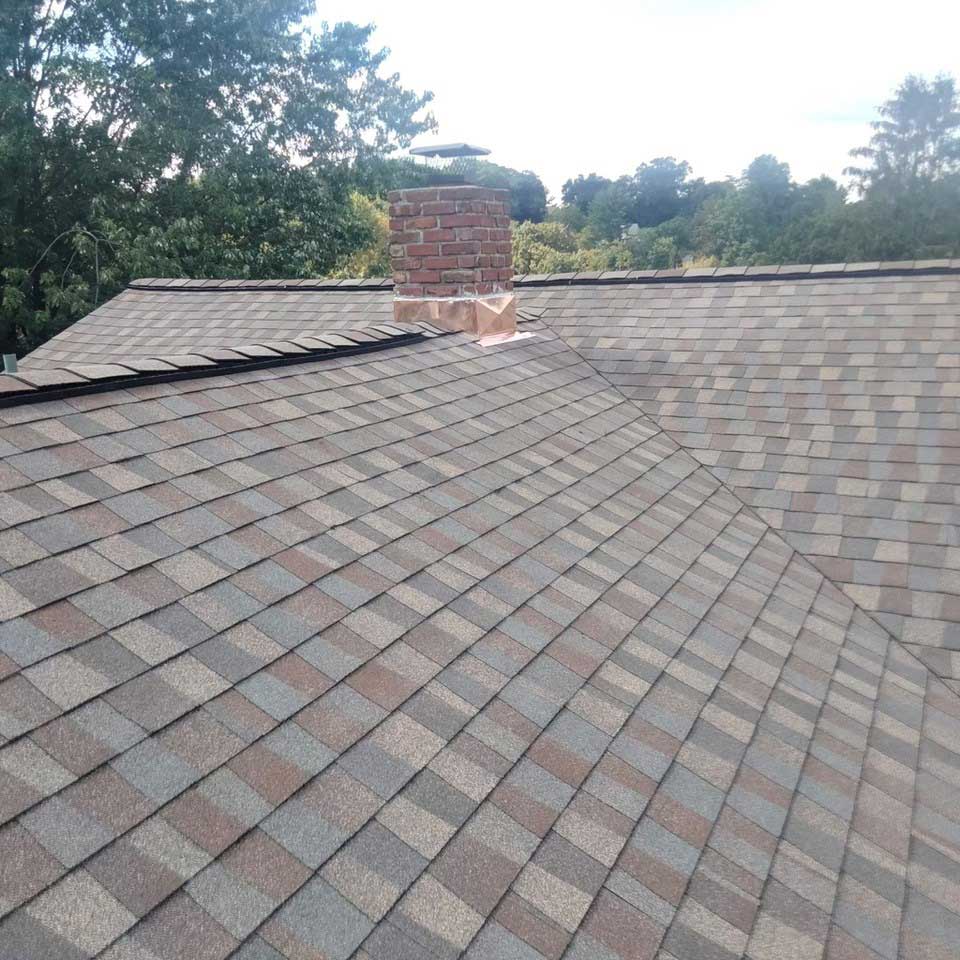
[533,272,960,685]
[23,287,396,368]
[3,318,960,960]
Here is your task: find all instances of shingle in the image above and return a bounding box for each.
[261,797,347,867]
[110,738,199,804]
[0,822,66,912]
[0,910,88,960]
[265,877,373,959]
[20,795,116,868]
[24,870,136,954]
[0,674,60,739]
[186,862,276,939]
[113,891,238,960]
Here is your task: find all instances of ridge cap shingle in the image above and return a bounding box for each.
[126,258,960,293]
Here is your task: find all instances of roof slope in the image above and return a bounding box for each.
[2,323,960,960]
[23,284,395,368]
[29,262,960,370]
[532,270,960,687]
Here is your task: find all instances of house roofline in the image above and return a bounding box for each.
[125,258,960,293]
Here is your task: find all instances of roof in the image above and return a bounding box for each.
[25,259,960,370]
[529,267,960,688]
[1,264,959,960]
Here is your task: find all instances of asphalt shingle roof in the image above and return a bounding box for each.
[23,285,396,368]
[2,264,960,960]
[531,269,960,688]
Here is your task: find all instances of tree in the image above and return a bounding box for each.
[460,161,547,222]
[512,221,580,274]
[561,173,612,212]
[0,1,433,353]
[844,75,960,256]
[630,157,693,227]
[846,74,960,196]
[586,180,635,241]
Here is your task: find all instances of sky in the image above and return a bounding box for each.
[312,0,960,200]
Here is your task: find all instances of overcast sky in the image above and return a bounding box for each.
[313,0,960,200]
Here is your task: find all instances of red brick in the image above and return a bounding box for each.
[432,186,496,200]
[398,187,439,202]
[442,269,481,283]
[455,228,490,241]
[440,242,481,255]
[406,243,439,256]
[439,214,485,228]
[422,228,458,242]
[420,201,457,215]
[390,184,513,302]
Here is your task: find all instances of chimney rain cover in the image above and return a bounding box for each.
[408,143,491,183]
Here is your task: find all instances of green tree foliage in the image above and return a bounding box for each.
[460,161,547,223]
[585,180,635,241]
[561,173,612,212]
[846,74,960,194]
[5,34,960,354]
[356,156,547,223]
[631,158,696,227]
[521,74,960,276]
[0,0,433,353]
[513,221,638,274]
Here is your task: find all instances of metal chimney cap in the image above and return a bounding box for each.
[409,143,491,159]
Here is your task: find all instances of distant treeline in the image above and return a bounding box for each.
[514,74,960,274]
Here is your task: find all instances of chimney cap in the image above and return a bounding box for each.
[409,142,491,159]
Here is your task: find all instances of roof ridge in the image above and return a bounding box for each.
[1,322,442,407]
[126,258,960,292]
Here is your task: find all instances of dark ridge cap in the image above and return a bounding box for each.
[128,276,393,291]
[513,258,960,286]
[0,322,445,409]
[126,258,960,293]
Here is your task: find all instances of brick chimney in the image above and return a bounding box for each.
[388,185,516,337]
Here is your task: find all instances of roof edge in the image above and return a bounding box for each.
[126,258,960,292]
[0,323,443,409]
